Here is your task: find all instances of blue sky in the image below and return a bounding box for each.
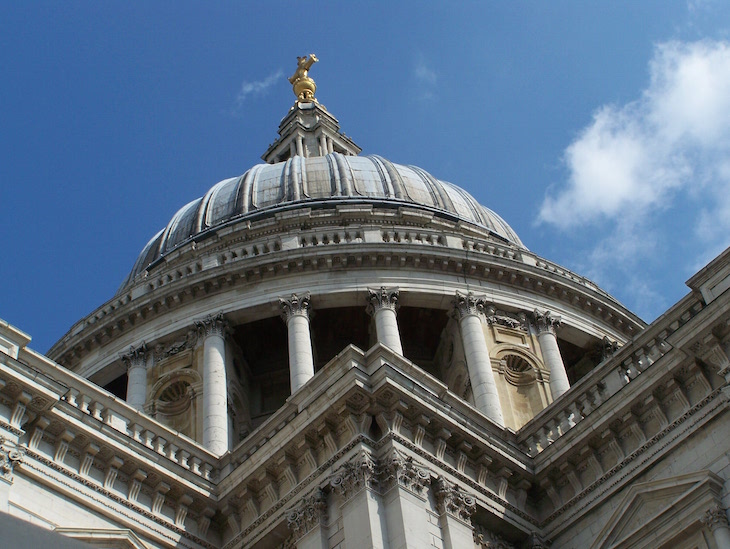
[2,2,730,352]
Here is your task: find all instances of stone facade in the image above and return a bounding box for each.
[1,89,729,548]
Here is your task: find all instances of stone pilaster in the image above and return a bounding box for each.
[281,292,315,393]
[367,287,403,355]
[196,313,230,456]
[702,505,730,549]
[121,343,147,411]
[453,291,504,426]
[533,310,570,400]
[379,449,432,549]
[286,488,329,549]
[331,451,386,548]
[434,477,476,549]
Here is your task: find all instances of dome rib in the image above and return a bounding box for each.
[118,153,525,292]
[373,155,406,199]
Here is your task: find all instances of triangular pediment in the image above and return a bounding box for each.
[591,471,723,549]
[55,528,150,549]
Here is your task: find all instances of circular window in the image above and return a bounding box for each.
[156,379,192,414]
[502,353,536,386]
[159,380,190,402]
[505,354,530,373]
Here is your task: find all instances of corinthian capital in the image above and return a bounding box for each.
[195,313,229,339]
[367,286,399,314]
[0,437,25,483]
[330,450,376,501]
[379,449,431,496]
[280,292,311,321]
[532,309,561,335]
[434,477,476,521]
[121,343,147,368]
[702,504,730,532]
[286,488,328,541]
[452,291,487,319]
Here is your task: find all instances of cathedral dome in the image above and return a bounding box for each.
[119,153,524,292]
[49,60,645,447]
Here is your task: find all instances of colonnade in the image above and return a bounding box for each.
[122,288,572,453]
[274,288,570,428]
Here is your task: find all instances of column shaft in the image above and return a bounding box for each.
[127,363,147,410]
[288,314,315,392]
[374,308,402,354]
[123,345,147,411]
[539,331,570,398]
[203,332,228,455]
[534,310,570,399]
[459,314,504,426]
[368,287,403,355]
[281,293,315,393]
[197,314,229,456]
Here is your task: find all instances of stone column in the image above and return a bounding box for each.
[196,314,229,456]
[434,477,477,549]
[702,505,730,549]
[533,310,570,400]
[453,292,504,426]
[122,343,148,411]
[367,287,403,355]
[281,292,315,393]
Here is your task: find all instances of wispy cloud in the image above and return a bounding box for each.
[232,69,284,113]
[537,40,730,316]
[414,61,437,86]
[413,55,438,101]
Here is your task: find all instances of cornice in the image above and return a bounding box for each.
[49,225,642,369]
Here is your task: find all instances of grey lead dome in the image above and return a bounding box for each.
[120,153,525,291]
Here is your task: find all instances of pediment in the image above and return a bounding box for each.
[55,528,150,549]
[591,471,723,549]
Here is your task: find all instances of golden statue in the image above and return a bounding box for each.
[289,54,319,102]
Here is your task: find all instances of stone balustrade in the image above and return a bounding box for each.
[0,343,217,482]
[517,294,706,456]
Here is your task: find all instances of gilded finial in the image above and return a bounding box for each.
[289,54,319,102]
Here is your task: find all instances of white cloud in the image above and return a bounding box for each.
[413,55,437,101]
[540,41,730,229]
[414,61,437,86]
[232,69,283,111]
[537,40,730,319]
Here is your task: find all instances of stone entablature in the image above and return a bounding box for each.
[214,343,540,547]
[523,285,730,540]
[1,260,729,547]
[48,202,642,372]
